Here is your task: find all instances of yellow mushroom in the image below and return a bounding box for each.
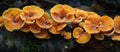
[73,27,91,44]
[21,24,30,32]
[3,8,25,32]
[36,12,53,29]
[34,29,49,39]
[94,34,104,40]
[49,22,67,34]
[50,4,75,23]
[30,23,41,34]
[73,8,88,23]
[111,33,120,41]
[20,5,44,24]
[83,15,113,34]
[61,30,72,39]
[114,16,120,33]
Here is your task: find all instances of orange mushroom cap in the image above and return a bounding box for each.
[76,32,91,44]
[50,4,75,23]
[99,16,114,32]
[20,5,44,24]
[34,29,49,39]
[73,27,91,44]
[83,16,101,34]
[73,8,88,23]
[79,22,84,28]
[111,33,120,41]
[3,8,22,21]
[3,8,25,32]
[36,12,53,29]
[21,24,30,32]
[114,16,120,33]
[73,27,83,38]
[30,23,41,34]
[0,16,5,27]
[61,31,72,39]
[49,22,67,34]
[83,15,113,34]
[4,19,25,32]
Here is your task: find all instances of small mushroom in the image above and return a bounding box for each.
[83,15,113,34]
[50,4,75,23]
[21,24,30,32]
[73,8,88,23]
[73,27,91,44]
[34,29,49,39]
[94,34,104,40]
[49,22,67,34]
[0,16,5,27]
[111,33,120,41]
[114,16,120,33]
[73,27,83,38]
[76,32,91,44]
[36,12,53,29]
[20,5,44,24]
[30,23,41,34]
[61,31,72,39]
[79,22,85,28]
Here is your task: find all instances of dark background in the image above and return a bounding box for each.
[0,0,120,52]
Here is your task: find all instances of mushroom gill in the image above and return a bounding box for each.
[94,34,104,40]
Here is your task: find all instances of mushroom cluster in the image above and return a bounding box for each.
[0,4,120,44]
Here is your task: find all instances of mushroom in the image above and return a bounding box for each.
[111,33,120,41]
[36,12,53,29]
[34,29,49,39]
[3,8,25,32]
[30,23,41,34]
[102,29,114,37]
[61,30,72,39]
[73,8,88,23]
[79,22,85,28]
[0,16,5,27]
[20,5,44,24]
[114,16,120,33]
[50,4,75,23]
[49,22,67,34]
[83,15,114,34]
[21,24,30,32]
[94,33,104,40]
[73,27,91,44]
